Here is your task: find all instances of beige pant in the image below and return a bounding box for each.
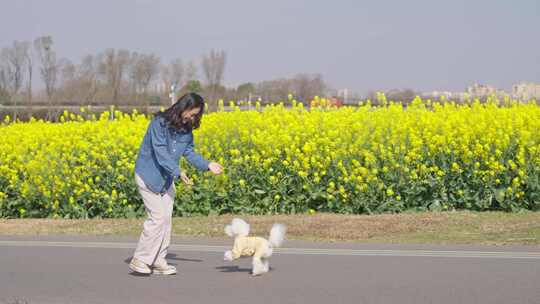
[133,173,175,266]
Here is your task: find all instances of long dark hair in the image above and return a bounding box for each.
[156,93,205,130]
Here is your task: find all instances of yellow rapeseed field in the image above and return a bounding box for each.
[1,96,539,218]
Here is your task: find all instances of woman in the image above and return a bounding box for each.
[129,93,223,275]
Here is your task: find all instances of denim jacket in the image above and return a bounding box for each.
[134,116,209,194]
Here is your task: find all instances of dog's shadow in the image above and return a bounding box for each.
[215,265,274,274]
[215,265,252,273]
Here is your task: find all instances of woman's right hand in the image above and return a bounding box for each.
[208,162,223,175]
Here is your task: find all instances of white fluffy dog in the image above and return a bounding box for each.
[223,218,286,276]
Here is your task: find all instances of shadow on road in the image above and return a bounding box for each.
[215,265,252,273]
[127,272,151,277]
[123,253,203,265]
[165,253,203,263]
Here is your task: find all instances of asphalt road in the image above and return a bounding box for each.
[1,236,539,304]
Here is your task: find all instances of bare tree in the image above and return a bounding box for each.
[293,74,326,102]
[0,53,10,107]
[130,52,160,110]
[161,58,184,89]
[5,42,29,96]
[1,41,31,120]
[201,49,226,104]
[293,74,309,102]
[179,60,200,96]
[99,49,130,105]
[34,36,58,120]
[77,54,100,105]
[236,82,255,100]
[0,50,12,103]
[61,59,76,80]
[385,88,418,104]
[292,73,326,103]
[256,78,291,102]
[58,58,76,104]
[308,74,326,99]
[24,42,33,119]
[254,74,325,103]
[161,58,184,103]
[185,60,197,82]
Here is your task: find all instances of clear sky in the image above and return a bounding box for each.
[1,0,538,95]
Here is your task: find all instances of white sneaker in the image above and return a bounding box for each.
[152,262,177,275]
[129,258,151,274]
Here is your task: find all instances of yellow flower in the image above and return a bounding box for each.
[2,96,540,218]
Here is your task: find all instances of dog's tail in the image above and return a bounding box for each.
[268,223,286,248]
[224,218,250,238]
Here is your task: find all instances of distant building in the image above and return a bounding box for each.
[466,83,498,98]
[512,83,540,100]
[428,91,455,99]
[423,91,467,101]
[337,88,349,104]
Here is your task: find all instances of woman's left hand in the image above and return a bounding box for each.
[180,172,194,186]
[208,162,223,175]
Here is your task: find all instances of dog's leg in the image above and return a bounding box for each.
[252,257,265,276]
[224,250,233,261]
[261,258,270,273]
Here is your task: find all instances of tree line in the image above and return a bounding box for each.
[0,36,327,120]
